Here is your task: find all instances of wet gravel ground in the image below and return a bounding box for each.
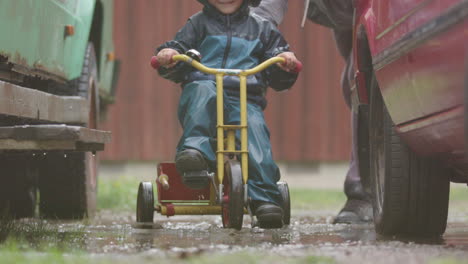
[34,208,466,264]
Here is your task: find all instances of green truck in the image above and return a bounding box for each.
[0,0,117,219]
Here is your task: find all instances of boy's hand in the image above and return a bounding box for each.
[277,52,301,73]
[156,48,180,68]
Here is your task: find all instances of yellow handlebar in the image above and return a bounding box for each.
[150,54,302,76]
[171,54,287,76]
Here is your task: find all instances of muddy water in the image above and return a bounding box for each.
[35,210,463,263]
[3,210,468,263]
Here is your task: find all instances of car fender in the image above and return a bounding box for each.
[353,0,377,105]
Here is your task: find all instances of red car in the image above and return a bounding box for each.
[352,0,468,236]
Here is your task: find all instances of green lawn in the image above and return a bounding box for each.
[0,245,335,264]
[97,174,468,212]
[97,175,348,211]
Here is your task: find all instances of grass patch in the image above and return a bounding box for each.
[290,189,345,211]
[0,246,89,264]
[0,217,85,252]
[449,186,468,203]
[448,185,468,213]
[0,248,335,264]
[429,257,468,264]
[97,176,141,210]
[184,251,335,264]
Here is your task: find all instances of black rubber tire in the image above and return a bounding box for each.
[39,43,99,219]
[0,153,37,218]
[277,182,291,225]
[369,75,450,237]
[136,182,154,223]
[221,160,244,230]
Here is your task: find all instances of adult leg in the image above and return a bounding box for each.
[334,110,373,223]
[251,0,288,27]
[333,30,373,223]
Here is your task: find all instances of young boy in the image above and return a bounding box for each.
[155,0,301,228]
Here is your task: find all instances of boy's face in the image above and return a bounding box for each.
[207,0,244,14]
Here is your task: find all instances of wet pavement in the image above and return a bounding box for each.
[10,209,462,264]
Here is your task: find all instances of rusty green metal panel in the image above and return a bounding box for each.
[0,0,91,80]
[95,0,116,99]
[0,0,115,97]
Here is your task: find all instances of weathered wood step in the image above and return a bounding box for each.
[0,80,88,124]
[0,125,111,151]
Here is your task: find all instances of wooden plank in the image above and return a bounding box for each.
[0,125,111,151]
[0,80,88,123]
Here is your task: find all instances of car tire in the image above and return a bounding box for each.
[369,74,450,237]
[39,43,99,219]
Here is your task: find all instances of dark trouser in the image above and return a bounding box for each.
[176,80,283,206]
[334,29,370,202]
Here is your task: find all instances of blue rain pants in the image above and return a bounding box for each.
[176,80,283,206]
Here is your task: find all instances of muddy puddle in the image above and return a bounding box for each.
[2,210,468,263]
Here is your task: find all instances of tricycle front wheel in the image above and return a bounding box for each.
[221,160,244,230]
[277,182,291,225]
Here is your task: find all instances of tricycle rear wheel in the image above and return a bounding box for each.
[136,182,154,223]
[221,160,244,230]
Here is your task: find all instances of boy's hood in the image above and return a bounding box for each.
[197,0,250,12]
[197,0,246,6]
[197,0,250,22]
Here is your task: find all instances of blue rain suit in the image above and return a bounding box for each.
[156,0,298,206]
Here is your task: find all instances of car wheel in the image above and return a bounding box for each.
[39,43,99,219]
[369,75,450,237]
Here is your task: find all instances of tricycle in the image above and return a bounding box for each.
[136,50,301,230]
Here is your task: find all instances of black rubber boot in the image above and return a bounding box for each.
[334,166,374,224]
[252,201,284,229]
[175,149,209,189]
[333,199,373,224]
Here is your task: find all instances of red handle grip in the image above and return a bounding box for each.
[150,56,175,70]
[150,56,160,69]
[292,61,303,73]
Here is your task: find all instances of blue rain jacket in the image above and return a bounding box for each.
[157,0,298,109]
